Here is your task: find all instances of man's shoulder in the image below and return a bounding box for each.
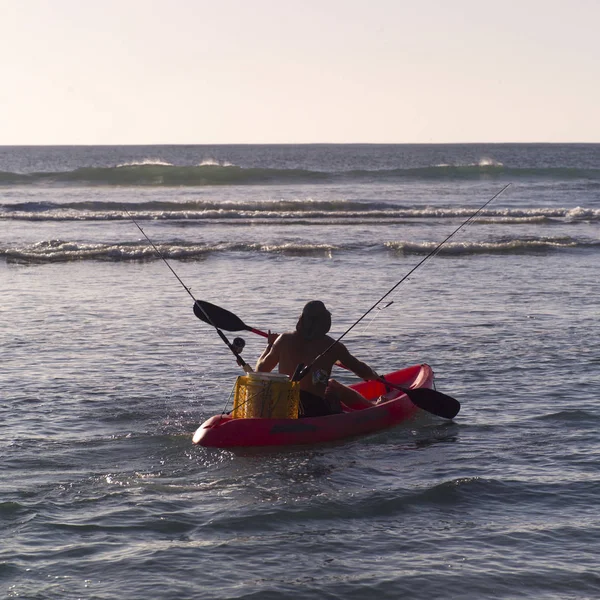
[320,334,343,346]
[278,331,299,343]
[325,336,348,356]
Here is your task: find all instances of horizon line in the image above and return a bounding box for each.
[2,141,600,148]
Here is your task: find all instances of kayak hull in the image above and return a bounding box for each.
[192,364,434,449]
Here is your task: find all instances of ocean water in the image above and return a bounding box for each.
[1,144,599,599]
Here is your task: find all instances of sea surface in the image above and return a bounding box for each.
[1,144,599,599]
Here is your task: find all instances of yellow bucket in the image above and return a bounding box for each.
[231,372,299,419]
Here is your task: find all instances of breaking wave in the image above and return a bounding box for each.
[385,237,600,256]
[1,200,599,224]
[3,236,598,264]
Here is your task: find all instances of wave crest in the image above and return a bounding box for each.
[1,240,339,263]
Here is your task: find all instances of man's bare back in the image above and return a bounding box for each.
[256,331,378,398]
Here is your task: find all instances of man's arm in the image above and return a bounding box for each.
[255,332,281,372]
[335,342,379,381]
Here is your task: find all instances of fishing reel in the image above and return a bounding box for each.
[232,337,246,354]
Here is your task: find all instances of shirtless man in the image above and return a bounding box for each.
[255,300,380,417]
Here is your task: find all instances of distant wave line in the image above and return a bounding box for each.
[2,163,600,187]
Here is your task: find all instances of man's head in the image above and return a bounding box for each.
[297,300,331,340]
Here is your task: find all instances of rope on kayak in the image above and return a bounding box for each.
[294,183,512,381]
[125,210,252,373]
[219,381,238,416]
[219,382,267,416]
[220,380,288,418]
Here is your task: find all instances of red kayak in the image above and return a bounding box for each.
[192,363,435,448]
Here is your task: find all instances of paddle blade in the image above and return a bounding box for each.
[402,387,460,420]
[193,300,249,332]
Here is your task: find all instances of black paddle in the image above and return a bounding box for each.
[193,300,268,338]
[378,379,460,419]
[192,299,460,419]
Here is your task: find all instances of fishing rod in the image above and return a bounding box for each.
[125,210,252,372]
[295,183,512,380]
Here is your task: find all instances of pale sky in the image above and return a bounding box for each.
[1,0,599,144]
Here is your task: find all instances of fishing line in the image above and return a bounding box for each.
[358,300,395,337]
[297,183,512,379]
[360,194,506,336]
[126,210,251,371]
[127,210,196,302]
[360,211,480,337]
